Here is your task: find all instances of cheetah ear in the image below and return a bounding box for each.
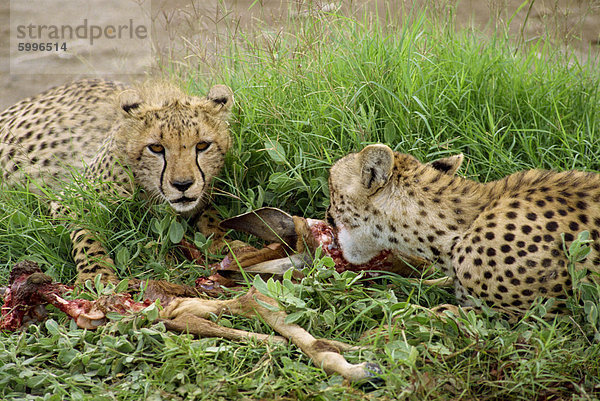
[429,154,463,175]
[118,89,144,116]
[206,84,234,118]
[358,144,394,193]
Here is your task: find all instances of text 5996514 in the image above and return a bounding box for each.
[17,42,67,52]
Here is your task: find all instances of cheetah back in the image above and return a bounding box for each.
[0,79,123,186]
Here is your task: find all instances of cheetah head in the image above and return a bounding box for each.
[327,144,463,264]
[114,82,234,215]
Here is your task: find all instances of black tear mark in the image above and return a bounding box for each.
[195,155,206,190]
[159,153,167,196]
[431,160,452,173]
[122,102,141,113]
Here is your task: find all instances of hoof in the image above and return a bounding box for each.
[357,362,384,391]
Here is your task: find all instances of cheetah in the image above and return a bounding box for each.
[326,144,600,316]
[0,79,234,284]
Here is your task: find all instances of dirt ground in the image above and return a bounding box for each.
[0,0,598,110]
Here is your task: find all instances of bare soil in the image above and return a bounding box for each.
[0,0,598,110]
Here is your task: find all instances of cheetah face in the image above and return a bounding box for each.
[117,84,233,214]
[327,145,396,264]
[327,144,464,264]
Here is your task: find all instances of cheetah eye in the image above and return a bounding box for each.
[196,141,211,152]
[148,144,165,154]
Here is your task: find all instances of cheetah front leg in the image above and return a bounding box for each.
[70,228,118,285]
[49,155,132,285]
[50,198,119,285]
[195,207,250,255]
[195,208,227,254]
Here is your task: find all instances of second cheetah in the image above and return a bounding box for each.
[327,144,600,316]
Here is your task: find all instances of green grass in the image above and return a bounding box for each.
[2,6,600,401]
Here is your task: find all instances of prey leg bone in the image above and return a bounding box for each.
[161,312,288,344]
[161,288,382,382]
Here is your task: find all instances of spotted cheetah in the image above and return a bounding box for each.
[327,144,600,316]
[0,79,234,284]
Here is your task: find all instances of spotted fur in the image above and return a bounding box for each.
[327,144,600,316]
[0,79,234,284]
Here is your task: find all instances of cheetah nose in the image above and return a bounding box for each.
[171,179,194,192]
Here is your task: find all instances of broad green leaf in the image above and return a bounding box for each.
[115,279,130,294]
[255,297,281,312]
[282,277,295,290]
[284,295,306,309]
[116,247,130,267]
[115,339,135,353]
[144,303,160,322]
[152,216,170,235]
[94,273,104,293]
[322,310,336,327]
[45,319,60,336]
[584,300,598,325]
[168,220,185,244]
[264,140,287,164]
[106,312,124,321]
[284,311,305,324]
[58,349,78,365]
[256,186,266,208]
[253,275,270,296]
[267,277,280,294]
[322,256,335,268]
[283,268,294,281]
